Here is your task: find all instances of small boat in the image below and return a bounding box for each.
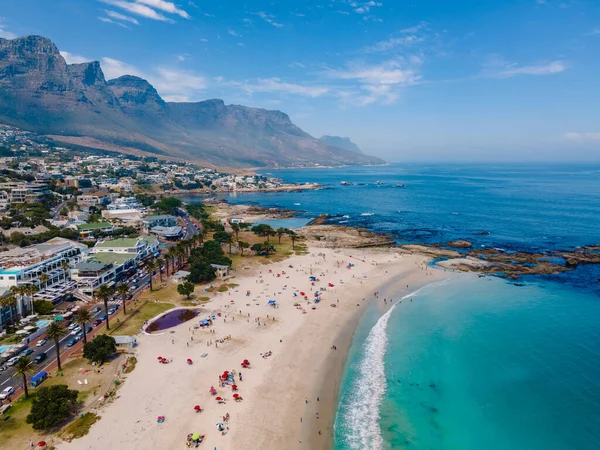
[340,181,353,186]
[395,184,405,187]
[375,181,383,185]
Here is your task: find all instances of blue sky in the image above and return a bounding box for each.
[1,0,600,161]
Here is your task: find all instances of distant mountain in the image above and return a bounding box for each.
[319,135,365,155]
[0,35,385,168]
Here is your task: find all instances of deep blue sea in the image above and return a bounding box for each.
[183,164,600,449]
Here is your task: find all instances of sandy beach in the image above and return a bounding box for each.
[58,247,449,450]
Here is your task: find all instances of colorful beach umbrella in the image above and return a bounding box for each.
[194,405,201,411]
[191,432,201,440]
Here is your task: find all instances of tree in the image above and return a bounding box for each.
[59,207,69,216]
[14,355,34,398]
[95,284,115,330]
[46,321,67,371]
[33,300,54,315]
[26,385,79,430]
[251,243,263,256]
[288,230,297,250]
[61,260,70,281]
[39,273,49,290]
[156,257,165,283]
[188,261,216,284]
[116,283,129,315]
[146,260,157,291]
[238,240,249,256]
[213,231,231,244]
[75,309,92,344]
[231,222,240,241]
[177,281,195,299]
[276,227,287,244]
[193,240,232,266]
[0,291,16,309]
[83,334,117,364]
[252,224,275,242]
[154,197,182,215]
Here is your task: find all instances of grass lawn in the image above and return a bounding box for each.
[59,413,99,442]
[0,393,38,447]
[109,302,174,336]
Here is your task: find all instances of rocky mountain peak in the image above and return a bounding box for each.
[108,75,165,114]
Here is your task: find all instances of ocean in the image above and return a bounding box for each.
[182,164,600,449]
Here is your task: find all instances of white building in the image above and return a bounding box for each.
[91,236,159,262]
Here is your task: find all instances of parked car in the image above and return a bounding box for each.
[23,348,34,356]
[0,386,14,400]
[108,309,115,316]
[6,356,20,367]
[67,323,76,330]
[36,339,47,347]
[70,326,82,336]
[67,337,80,347]
[86,326,93,334]
[92,320,102,327]
[100,314,107,321]
[92,306,101,313]
[34,352,47,364]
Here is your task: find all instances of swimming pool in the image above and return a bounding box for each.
[0,344,12,354]
[36,320,51,328]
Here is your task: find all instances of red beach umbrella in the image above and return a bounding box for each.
[215,397,223,401]
[233,393,239,399]
[38,442,46,448]
[157,356,163,360]
[243,359,249,364]
[194,405,201,411]
[232,384,238,390]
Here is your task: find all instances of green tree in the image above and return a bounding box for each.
[230,222,240,241]
[39,273,49,290]
[26,384,79,430]
[213,231,231,244]
[251,243,263,255]
[46,321,67,371]
[95,284,115,330]
[146,260,157,291]
[154,197,182,215]
[251,224,275,242]
[14,355,34,398]
[75,309,92,344]
[177,281,195,299]
[238,240,249,256]
[276,227,288,244]
[116,283,129,315]
[59,207,69,216]
[83,334,117,364]
[287,230,297,250]
[156,257,165,283]
[33,300,54,315]
[187,261,216,283]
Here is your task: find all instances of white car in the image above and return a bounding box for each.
[6,356,20,367]
[70,326,81,336]
[0,386,14,400]
[36,339,47,347]
[68,323,76,330]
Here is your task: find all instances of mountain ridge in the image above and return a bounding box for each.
[0,35,385,168]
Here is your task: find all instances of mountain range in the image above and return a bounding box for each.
[0,35,384,168]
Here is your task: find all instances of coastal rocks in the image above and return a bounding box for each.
[474,231,491,236]
[300,225,395,248]
[446,240,473,249]
[436,257,499,271]
[565,258,579,268]
[400,245,461,259]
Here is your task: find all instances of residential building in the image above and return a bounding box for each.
[149,226,183,240]
[70,260,117,296]
[1,225,50,238]
[144,215,178,228]
[77,191,110,207]
[76,222,115,238]
[0,238,88,316]
[91,236,159,262]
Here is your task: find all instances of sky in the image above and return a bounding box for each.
[1,0,600,162]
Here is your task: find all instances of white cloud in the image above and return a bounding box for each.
[253,12,284,28]
[99,0,173,22]
[326,59,419,106]
[399,22,427,34]
[363,35,424,53]
[588,28,600,35]
[177,53,191,62]
[228,29,241,37]
[99,17,130,28]
[101,57,144,79]
[483,56,567,78]
[231,78,328,98]
[135,0,190,19]
[0,28,17,39]
[105,10,140,24]
[563,132,600,142]
[60,51,90,64]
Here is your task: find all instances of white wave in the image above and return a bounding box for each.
[360,213,374,216]
[339,280,453,449]
[342,215,350,219]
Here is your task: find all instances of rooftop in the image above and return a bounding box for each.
[74,261,112,271]
[77,222,113,231]
[87,252,135,265]
[0,238,85,270]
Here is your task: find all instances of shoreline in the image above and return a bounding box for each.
[56,248,449,450]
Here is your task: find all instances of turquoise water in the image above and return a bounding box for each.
[35,320,50,328]
[335,276,600,450]
[0,344,11,353]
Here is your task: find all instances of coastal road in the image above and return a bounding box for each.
[177,207,201,240]
[0,271,152,390]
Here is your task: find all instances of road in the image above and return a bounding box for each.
[0,271,152,391]
[177,207,200,240]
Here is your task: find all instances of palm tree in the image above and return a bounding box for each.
[156,257,165,283]
[238,240,249,256]
[61,260,70,281]
[0,292,17,325]
[39,273,49,291]
[75,310,91,344]
[287,230,297,250]
[226,234,235,255]
[46,321,67,371]
[13,355,34,398]
[231,223,240,241]
[95,284,115,330]
[276,227,287,244]
[23,284,39,313]
[146,260,157,291]
[117,283,129,315]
